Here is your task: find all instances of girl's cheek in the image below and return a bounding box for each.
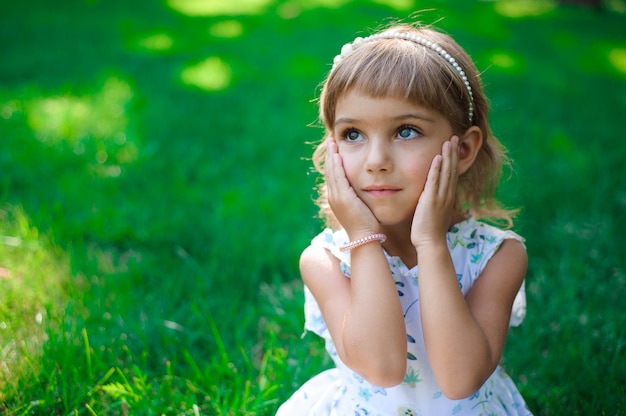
[407,159,430,177]
[407,163,430,189]
[342,162,357,185]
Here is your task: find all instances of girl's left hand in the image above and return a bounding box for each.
[411,136,460,249]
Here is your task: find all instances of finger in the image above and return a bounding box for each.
[326,139,342,182]
[325,138,338,199]
[325,140,352,202]
[424,153,442,198]
[444,136,460,200]
[325,137,336,171]
[438,140,452,198]
[439,136,459,199]
[325,138,340,173]
[327,136,337,155]
[331,153,352,193]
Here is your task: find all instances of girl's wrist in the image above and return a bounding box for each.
[340,233,387,252]
[344,225,381,241]
[413,235,448,253]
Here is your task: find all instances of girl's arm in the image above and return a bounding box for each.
[412,137,527,399]
[300,242,407,387]
[299,138,407,387]
[417,238,527,399]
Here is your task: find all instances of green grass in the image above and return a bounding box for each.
[1,0,625,414]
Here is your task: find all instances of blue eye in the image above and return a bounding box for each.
[397,126,419,140]
[344,129,363,142]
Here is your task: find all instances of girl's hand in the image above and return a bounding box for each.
[325,137,380,238]
[411,136,460,249]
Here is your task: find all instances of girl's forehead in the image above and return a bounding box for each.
[332,90,452,130]
[335,88,434,113]
[336,88,410,105]
[335,85,429,102]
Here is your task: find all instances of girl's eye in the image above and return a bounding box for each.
[397,126,419,140]
[343,129,363,142]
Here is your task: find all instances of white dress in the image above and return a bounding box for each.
[277,217,532,416]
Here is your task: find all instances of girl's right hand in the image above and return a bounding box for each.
[325,137,380,238]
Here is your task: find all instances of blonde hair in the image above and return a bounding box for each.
[312,23,517,229]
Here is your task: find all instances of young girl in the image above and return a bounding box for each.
[278,22,531,415]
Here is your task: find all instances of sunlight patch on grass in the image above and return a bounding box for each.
[485,50,525,74]
[494,0,557,18]
[491,53,516,69]
[167,0,273,16]
[210,20,244,38]
[606,0,626,13]
[24,77,137,177]
[1,99,21,120]
[277,0,352,17]
[284,0,349,8]
[28,96,90,141]
[372,0,415,11]
[0,205,69,401]
[608,47,626,75]
[277,0,412,18]
[181,56,232,91]
[137,32,174,51]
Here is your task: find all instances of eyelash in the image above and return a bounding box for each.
[339,125,422,141]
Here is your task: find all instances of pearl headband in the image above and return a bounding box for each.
[332,32,475,123]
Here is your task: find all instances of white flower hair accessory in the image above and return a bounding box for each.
[332,32,475,123]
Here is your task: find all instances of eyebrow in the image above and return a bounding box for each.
[334,113,436,127]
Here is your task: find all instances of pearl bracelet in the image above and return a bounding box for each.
[339,233,387,252]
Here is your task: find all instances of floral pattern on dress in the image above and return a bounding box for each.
[278,217,531,416]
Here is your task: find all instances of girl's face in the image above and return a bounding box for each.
[332,88,455,227]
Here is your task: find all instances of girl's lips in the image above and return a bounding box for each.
[364,186,401,197]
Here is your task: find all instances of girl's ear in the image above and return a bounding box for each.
[458,126,483,175]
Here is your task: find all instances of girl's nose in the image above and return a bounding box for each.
[365,140,392,173]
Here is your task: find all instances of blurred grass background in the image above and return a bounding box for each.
[1,0,625,414]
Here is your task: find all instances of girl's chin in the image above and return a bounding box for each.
[372,214,414,229]
[369,205,416,225]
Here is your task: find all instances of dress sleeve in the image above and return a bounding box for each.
[310,228,351,268]
[473,226,527,327]
[509,280,527,327]
[303,229,351,338]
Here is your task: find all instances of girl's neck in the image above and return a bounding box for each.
[379,211,470,269]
